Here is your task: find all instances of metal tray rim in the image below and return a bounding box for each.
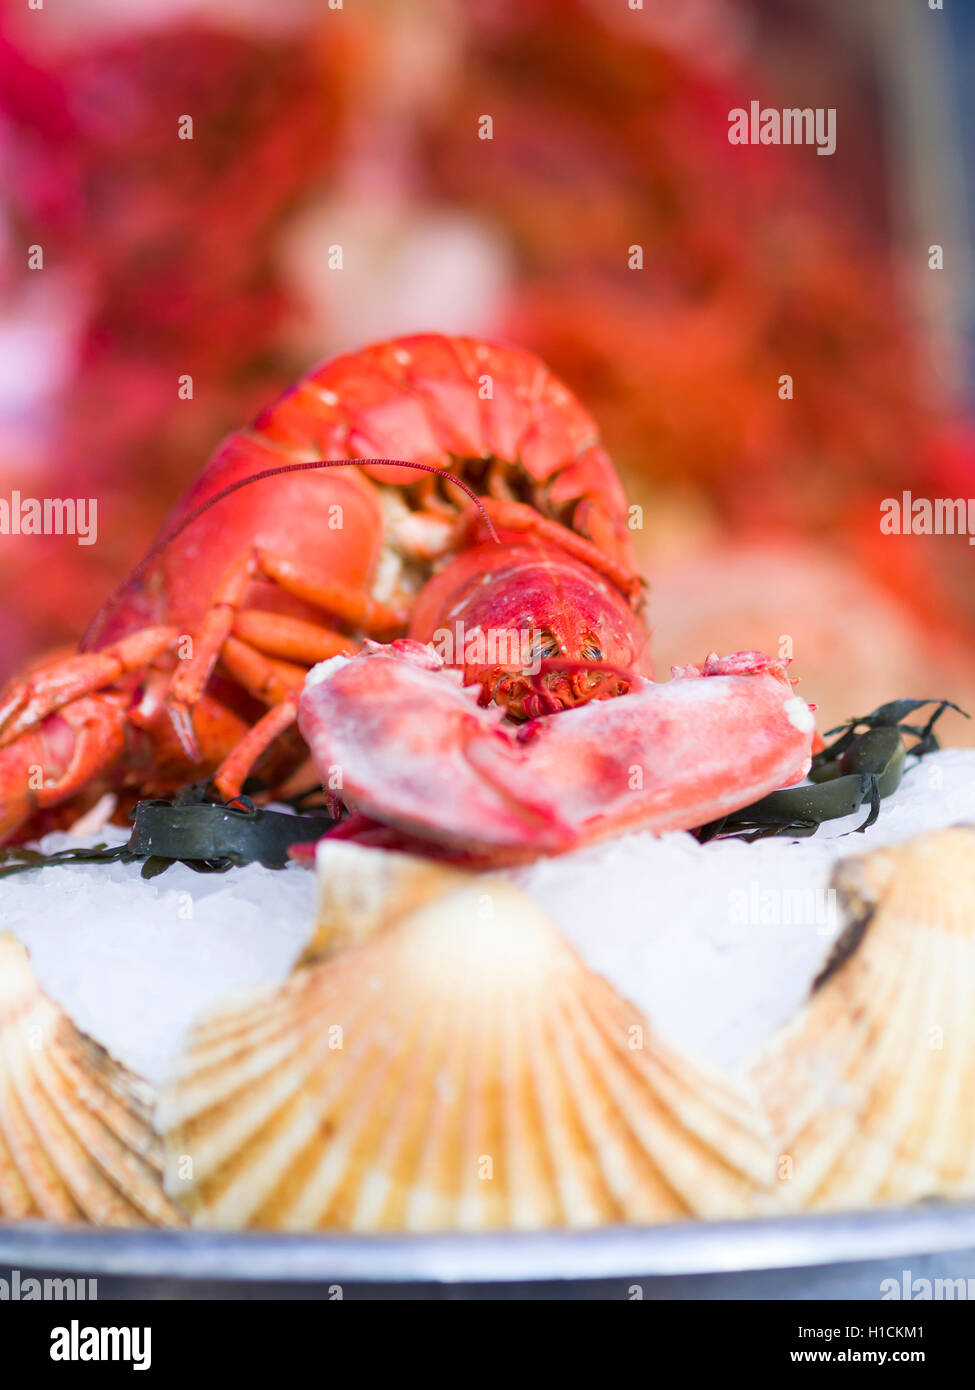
[2,1203,974,1284]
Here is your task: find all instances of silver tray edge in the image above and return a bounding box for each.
[2,1204,974,1284]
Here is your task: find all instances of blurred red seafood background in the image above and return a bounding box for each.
[1,0,973,739]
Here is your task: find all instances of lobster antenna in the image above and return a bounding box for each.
[129,458,500,584]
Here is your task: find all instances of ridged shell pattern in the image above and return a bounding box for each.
[0,935,183,1226]
[752,827,975,1210]
[158,879,775,1230]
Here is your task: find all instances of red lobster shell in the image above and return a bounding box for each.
[0,334,656,844]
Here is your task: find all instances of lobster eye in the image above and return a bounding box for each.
[581,640,603,663]
[533,629,561,660]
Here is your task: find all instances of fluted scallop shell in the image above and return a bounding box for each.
[158,880,775,1231]
[302,840,468,964]
[0,935,183,1226]
[753,826,975,1210]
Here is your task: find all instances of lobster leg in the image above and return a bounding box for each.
[256,551,406,637]
[0,628,178,748]
[216,624,368,796]
[206,635,306,792]
[219,637,307,707]
[166,551,260,755]
[0,696,130,841]
[230,612,358,665]
[166,548,396,760]
[297,642,814,864]
[175,613,361,802]
[212,700,300,800]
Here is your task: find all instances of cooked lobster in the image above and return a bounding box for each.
[0,333,812,854]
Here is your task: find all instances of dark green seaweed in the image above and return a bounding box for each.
[695,697,967,844]
[0,793,334,880]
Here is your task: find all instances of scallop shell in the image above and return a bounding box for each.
[159,880,775,1231]
[0,935,183,1226]
[753,827,975,1211]
[302,839,468,964]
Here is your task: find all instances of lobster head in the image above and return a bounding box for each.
[407,534,651,720]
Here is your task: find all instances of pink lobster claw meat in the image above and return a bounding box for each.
[297,641,814,863]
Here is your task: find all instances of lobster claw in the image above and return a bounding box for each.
[297,642,814,864]
[299,642,579,859]
[0,698,129,843]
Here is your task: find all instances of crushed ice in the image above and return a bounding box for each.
[520,748,975,1072]
[2,749,973,1086]
[3,834,316,1086]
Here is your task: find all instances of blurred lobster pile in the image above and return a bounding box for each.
[1,0,973,733]
[0,19,341,667]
